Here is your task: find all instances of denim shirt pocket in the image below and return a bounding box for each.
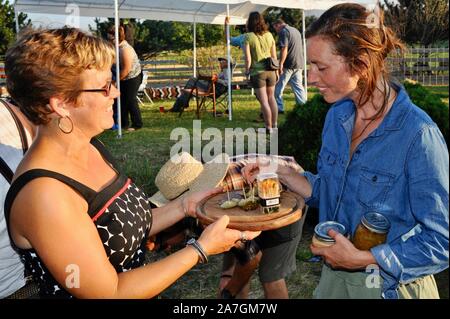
[357,167,395,209]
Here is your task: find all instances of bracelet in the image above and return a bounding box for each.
[186,238,208,264]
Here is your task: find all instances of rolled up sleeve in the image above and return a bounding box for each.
[372,125,449,298]
[302,171,321,208]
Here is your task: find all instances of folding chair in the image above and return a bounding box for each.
[137,71,153,105]
[178,74,217,118]
[205,63,236,116]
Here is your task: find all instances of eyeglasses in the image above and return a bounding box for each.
[81,81,114,97]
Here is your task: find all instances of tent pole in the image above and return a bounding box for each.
[14,1,19,36]
[226,5,232,121]
[114,0,122,138]
[302,9,308,101]
[193,18,197,78]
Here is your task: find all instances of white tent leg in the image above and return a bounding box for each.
[14,1,20,36]
[193,19,197,78]
[226,5,232,121]
[114,0,122,138]
[302,9,308,101]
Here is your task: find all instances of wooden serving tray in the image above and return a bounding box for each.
[196,191,304,231]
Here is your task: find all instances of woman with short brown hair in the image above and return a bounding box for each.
[4,27,259,298]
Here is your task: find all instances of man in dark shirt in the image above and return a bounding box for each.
[273,19,306,113]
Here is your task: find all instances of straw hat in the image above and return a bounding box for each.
[149,152,230,207]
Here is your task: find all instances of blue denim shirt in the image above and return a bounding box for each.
[303,85,449,299]
[230,34,246,49]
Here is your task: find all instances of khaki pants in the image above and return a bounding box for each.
[313,265,440,299]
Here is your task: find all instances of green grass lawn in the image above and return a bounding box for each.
[99,86,448,299]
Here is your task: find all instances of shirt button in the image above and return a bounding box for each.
[372,175,378,182]
[355,150,361,154]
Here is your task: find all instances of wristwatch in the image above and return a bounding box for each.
[186,238,208,264]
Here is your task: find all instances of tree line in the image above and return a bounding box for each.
[1,1,449,57]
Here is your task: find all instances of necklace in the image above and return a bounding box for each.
[351,117,377,142]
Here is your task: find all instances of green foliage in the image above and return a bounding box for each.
[279,83,449,173]
[0,0,30,55]
[92,18,225,59]
[383,0,449,46]
[279,94,330,173]
[403,81,449,144]
[263,7,317,34]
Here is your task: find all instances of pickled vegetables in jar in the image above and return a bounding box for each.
[257,173,280,214]
[352,212,390,251]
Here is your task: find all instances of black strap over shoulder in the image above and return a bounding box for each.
[90,138,121,172]
[3,169,98,247]
[0,156,14,184]
[4,169,97,216]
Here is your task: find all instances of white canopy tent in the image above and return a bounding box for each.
[14,0,271,132]
[14,0,350,133]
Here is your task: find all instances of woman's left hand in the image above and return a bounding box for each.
[310,229,377,270]
[182,187,223,218]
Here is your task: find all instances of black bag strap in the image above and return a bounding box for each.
[255,33,271,59]
[0,99,29,155]
[0,156,14,184]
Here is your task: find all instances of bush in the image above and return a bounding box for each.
[403,81,449,145]
[279,94,330,173]
[279,82,449,174]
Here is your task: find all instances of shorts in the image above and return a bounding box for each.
[257,227,303,283]
[313,264,440,299]
[250,71,277,89]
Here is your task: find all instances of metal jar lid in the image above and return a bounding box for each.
[257,172,279,181]
[361,212,391,234]
[314,221,347,243]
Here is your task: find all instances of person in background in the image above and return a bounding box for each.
[4,27,259,298]
[1,97,36,298]
[218,154,307,299]
[243,3,448,299]
[225,16,246,50]
[107,25,143,132]
[244,12,278,132]
[272,19,306,114]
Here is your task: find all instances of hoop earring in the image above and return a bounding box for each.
[58,116,73,134]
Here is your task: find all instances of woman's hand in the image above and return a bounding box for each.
[241,157,294,185]
[197,215,261,256]
[182,187,223,218]
[310,229,377,270]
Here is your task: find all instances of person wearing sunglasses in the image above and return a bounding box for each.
[3,27,260,299]
[107,25,143,132]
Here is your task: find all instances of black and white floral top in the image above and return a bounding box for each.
[4,139,152,298]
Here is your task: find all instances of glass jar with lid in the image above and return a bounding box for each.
[257,172,281,214]
[352,212,391,251]
[312,221,347,248]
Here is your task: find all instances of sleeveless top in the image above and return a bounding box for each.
[120,41,142,81]
[4,139,152,298]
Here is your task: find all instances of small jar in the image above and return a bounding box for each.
[257,173,281,214]
[353,212,391,251]
[312,221,347,248]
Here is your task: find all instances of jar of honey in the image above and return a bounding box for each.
[257,173,281,214]
[312,221,347,248]
[353,212,391,251]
